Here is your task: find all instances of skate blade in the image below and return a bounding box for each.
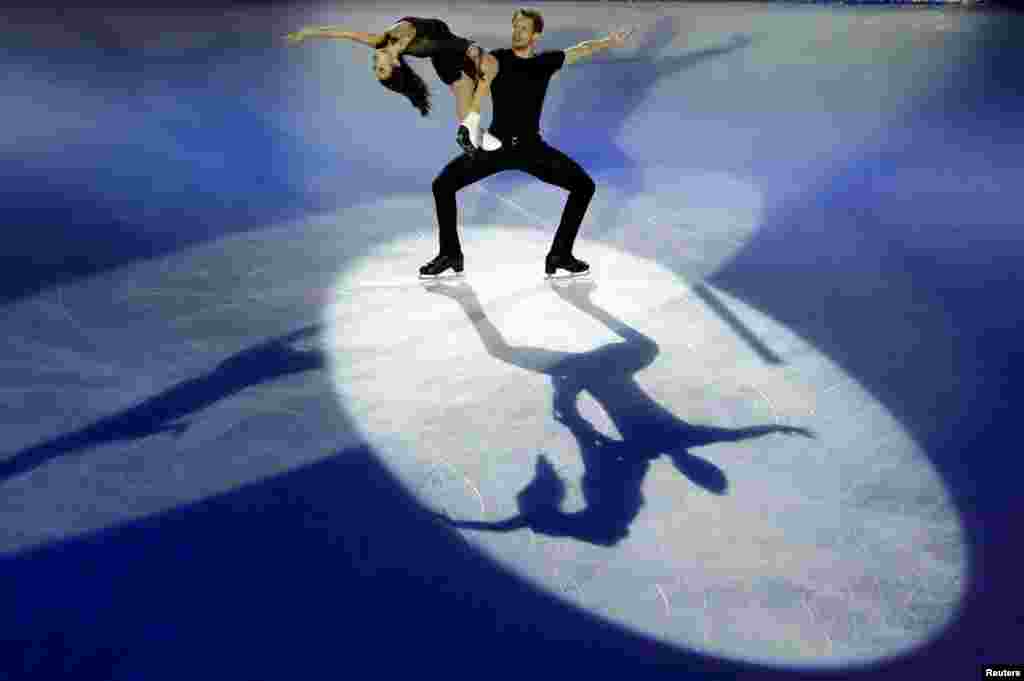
[418,270,465,280]
[544,269,590,280]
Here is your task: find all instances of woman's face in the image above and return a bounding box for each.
[373,49,399,80]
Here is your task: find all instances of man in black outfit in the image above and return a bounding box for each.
[420,8,632,279]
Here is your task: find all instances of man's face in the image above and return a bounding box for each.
[511,15,538,50]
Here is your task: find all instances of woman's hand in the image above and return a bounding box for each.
[283,28,310,44]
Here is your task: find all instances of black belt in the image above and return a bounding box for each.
[493,132,541,149]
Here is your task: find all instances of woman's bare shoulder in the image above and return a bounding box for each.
[385,20,417,39]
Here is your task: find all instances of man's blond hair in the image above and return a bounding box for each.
[513,8,544,34]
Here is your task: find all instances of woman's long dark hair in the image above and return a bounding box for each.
[375,36,431,117]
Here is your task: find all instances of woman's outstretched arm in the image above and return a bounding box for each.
[287,20,416,50]
[284,26,384,47]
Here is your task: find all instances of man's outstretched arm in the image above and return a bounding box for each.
[563,28,633,65]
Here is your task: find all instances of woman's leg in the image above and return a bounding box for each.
[448,74,477,122]
[451,61,502,153]
[452,74,486,154]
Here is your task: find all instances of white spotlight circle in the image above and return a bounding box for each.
[324,223,965,669]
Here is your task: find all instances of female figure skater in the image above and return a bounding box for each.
[285,17,501,153]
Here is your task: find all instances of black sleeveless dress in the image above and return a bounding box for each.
[392,17,477,85]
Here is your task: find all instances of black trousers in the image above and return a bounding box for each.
[431,136,596,257]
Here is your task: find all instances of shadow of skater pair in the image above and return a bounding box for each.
[421,279,813,547]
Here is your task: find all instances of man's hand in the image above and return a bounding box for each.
[478,54,498,86]
[606,27,634,49]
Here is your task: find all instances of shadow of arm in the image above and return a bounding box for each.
[694,423,815,445]
[432,511,529,533]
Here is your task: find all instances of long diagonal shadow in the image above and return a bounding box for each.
[1,325,325,482]
[547,18,757,160]
[423,280,811,547]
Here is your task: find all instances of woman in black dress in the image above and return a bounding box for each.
[286,17,500,152]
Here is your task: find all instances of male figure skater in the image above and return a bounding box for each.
[420,8,632,279]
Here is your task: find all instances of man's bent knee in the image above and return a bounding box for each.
[432,175,452,196]
[575,174,596,197]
